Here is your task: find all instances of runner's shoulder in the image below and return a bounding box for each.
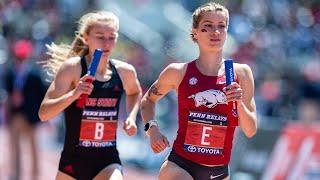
[59,56,81,71]
[163,62,187,75]
[111,59,136,73]
[55,56,82,77]
[233,63,253,79]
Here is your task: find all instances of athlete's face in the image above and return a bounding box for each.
[193,11,228,52]
[84,23,118,58]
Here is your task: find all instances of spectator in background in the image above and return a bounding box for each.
[3,39,46,180]
[0,89,7,125]
[140,2,257,180]
[297,99,319,124]
[301,60,320,101]
[297,60,320,124]
[38,11,142,179]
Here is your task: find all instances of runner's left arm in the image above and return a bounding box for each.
[234,64,257,138]
[119,64,142,123]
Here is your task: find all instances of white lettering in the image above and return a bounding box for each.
[83,111,99,116]
[195,147,222,155]
[91,141,114,147]
[201,114,206,118]
[98,111,117,116]
[94,123,104,140]
[83,110,117,117]
[201,126,212,146]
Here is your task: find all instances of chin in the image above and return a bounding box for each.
[207,46,223,52]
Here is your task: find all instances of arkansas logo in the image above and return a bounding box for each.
[189,77,198,85]
[188,89,227,108]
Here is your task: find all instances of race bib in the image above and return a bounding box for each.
[184,111,227,155]
[79,109,118,148]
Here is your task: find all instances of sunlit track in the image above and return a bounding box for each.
[0,125,157,180]
[0,125,58,180]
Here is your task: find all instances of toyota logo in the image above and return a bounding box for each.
[82,140,91,147]
[187,145,197,152]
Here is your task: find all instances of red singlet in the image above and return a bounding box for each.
[172,60,239,165]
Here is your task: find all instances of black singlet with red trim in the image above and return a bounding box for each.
[58,57,124,179]
[64,57,124,151]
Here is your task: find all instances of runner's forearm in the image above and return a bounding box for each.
[126,92,142,121]
[140,96,156,123]
[237,102,257,137]
[39,90,77,121]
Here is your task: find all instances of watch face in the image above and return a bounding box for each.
[144,123,150,131]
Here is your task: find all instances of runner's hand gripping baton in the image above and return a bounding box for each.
[76,49,103,108]
[224,59,238,126]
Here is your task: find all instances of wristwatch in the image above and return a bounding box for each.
[144,119,159,133]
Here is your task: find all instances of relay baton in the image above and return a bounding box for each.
[224,59,235,86]
[76,49,103,108]
[224,59,238,125]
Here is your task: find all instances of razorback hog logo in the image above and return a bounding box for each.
[188,89,227,108]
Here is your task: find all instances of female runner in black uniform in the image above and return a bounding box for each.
[39,11,142,180]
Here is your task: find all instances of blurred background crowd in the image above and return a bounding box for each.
[0,0,319,179]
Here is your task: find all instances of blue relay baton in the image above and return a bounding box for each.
[224,59,238,125]
[224,59,235,86]
[76,49,103,108]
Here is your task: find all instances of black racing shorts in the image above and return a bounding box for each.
[168,150,229,180]
[58,147,122,180]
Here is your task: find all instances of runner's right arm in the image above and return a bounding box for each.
[140,63,186,153]
[38,58,93,121]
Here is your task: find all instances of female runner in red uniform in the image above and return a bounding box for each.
[140,2,257,180]
[39,11,142,180]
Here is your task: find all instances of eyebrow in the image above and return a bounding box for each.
[202,20,226,24]
[92,32,117,36]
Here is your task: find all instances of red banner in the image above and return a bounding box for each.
[263,123,320,179]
